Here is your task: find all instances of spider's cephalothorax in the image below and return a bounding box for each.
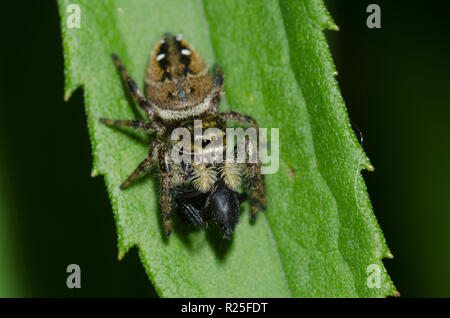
[100,33,266,238]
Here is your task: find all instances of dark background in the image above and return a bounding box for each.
[0,1,448,297]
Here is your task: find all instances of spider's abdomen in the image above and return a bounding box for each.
[145,34,212,120]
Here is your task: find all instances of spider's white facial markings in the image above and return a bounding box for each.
[156,53,165,61]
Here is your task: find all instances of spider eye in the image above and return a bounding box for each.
[202,139,210,147]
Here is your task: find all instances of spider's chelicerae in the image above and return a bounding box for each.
[100,33,266,239]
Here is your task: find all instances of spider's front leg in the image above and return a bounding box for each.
[243,160,267,219]
[236,137,267,218]
[219,111,267,218]
[158,144,175,235]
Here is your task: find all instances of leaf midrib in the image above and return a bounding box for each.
[200,0,293,297]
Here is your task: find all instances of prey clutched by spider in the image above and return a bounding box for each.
[100,33,266,239]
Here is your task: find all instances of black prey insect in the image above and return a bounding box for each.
[100,33,266,239]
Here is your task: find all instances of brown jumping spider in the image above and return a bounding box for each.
[100,33,266,239]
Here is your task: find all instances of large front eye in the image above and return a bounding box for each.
[202,139,211,147]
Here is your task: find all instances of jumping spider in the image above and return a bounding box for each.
[100,33,266,239]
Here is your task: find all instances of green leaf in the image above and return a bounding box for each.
[58,0,396,297]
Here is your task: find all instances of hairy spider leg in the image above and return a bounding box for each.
[120,140,160,189]
[208,65,225,113]
[157,144,174,235]
[112,53,156,118]
[99,118,161,133]
[219,111,267,218]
